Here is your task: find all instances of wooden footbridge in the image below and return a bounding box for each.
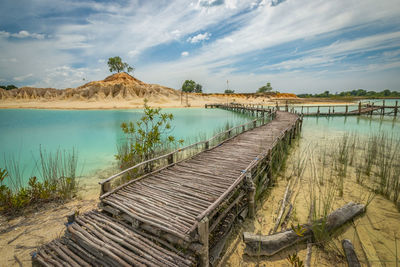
[33,106,301,266]
[277,100,399,117]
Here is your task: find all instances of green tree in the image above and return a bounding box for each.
[182,80,196,92]
[0,85,17,90]
[107,56,134,73]
[194,83,203,93]
[116,100,183,172]
[224,89,235,94]
[257,82,273,93]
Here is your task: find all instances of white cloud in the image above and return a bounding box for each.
[171,30,181,39]
[181,51,189,57]
[187,32,211,43]
[0,31,10,38]
[0,30,45,39]
[13,73,33,81]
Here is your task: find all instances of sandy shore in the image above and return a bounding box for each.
[0,96,357,110]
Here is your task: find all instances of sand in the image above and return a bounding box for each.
[221,129,400,266]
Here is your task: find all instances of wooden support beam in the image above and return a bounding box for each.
[100,181,111,196]
[395,101,398,117]
[168,154,174,165]
[198,217,209,267]
[358,102,361,114]
[345,105,348,115]
[246,172,256,219]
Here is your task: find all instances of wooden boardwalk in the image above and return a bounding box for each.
[33,110,301,267]
[301,105,382,116]
[277,100,399,117]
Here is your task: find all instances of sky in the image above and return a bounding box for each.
[0,0,400,94]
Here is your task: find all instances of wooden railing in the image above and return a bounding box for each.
[99,109,277,196]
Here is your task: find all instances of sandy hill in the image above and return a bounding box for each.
[0,73,180,101]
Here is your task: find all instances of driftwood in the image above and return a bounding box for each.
[243,202,365,256]
[271,182,291,234]
[342,239,361,267]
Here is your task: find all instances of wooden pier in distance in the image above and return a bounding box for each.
[277,100,399,117]
[33,107,301,266]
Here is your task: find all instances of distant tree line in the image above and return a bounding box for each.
[181,80,203,93]
[298,89,400,98]
[0,85,18,90]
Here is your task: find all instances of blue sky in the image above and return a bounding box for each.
[0,0,400,94]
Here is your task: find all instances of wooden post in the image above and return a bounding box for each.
[301,106,303,114]
[358,102,361,114]
[246,172,255,219]
[101,181,111,196]
[168,154,174,165]
[262,111,265,124]
[342,239,361,267]
[253,120,257,128]
[345,105,348,115]
[317,106,320,116]
[276,101,279,111]
[205,141,209,150]
[228,130,231,137]
[285,101,288,112]
[371,102,374,116]
[198,217,209,267]
[328,107,331,115]
[395,101,398,117]
[242,125,245,132]
[333,106,335,114]
[382,100,385,115]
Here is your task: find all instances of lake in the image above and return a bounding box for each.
[0,108,253,185]
[1,103,399,187]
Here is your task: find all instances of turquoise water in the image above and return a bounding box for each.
[302,115,400,140]
[0,108,253,184]
[299,99,400,138]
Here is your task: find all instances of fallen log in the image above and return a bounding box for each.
[342,239,361,267]
[243,202,365,256]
